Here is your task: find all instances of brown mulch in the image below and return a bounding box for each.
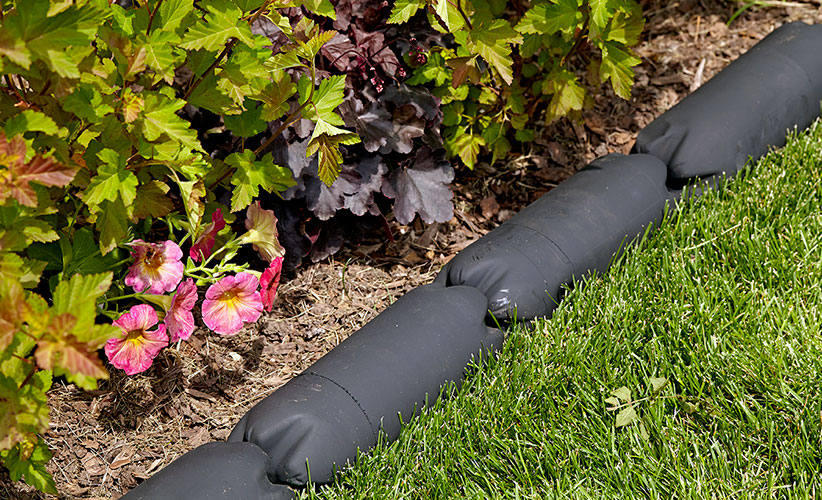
[4,1,822,498]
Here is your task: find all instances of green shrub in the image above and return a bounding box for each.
[389,0,645,167]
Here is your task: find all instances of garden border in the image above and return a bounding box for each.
[120,21,822,500]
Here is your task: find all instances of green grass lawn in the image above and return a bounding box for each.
[306,122,822,500]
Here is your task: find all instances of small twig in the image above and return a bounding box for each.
[147,0,165,34]
[560,20,589,67]
[454,0,473,30]
[184,41,235,100]
[4,74,25,103]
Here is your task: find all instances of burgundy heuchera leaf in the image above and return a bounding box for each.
[382,147,454,224]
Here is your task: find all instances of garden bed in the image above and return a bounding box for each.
[3,1,822,498]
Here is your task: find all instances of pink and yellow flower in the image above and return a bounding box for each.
[190,208,226,262]
[105,304,169,375]
[125,240,184,294]
[260,257,283,312]
[241,201,284,263]
[165,279,198,342]
[202,273,263,335]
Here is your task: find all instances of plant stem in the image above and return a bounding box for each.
[560,19,589,67]
[454,0,473,30]
[105,293,142,302]
[147,0,165,34]
[253,99,311,155]
[4,74,26,104]
[184,42,235,100]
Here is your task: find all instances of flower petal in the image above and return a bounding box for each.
[202,298,245,335]
[242,202,283,262]
[166,279,198,342]
[105,325,168,375]
[113,304,159,332]
[125,240,185,294]
[189,209,226,262]
[260,257,283,312]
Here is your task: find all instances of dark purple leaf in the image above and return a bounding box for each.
[382,83,442,122]
[273,135,316,200]
[343,156,386,216]
[307,221,345,262]
[382,147,454,224]
[322,33,359,73]
[304,155,386,219]
[340,94,394,152]
[351,26,401,77]
[274,202,311,271]
[305,177,344,220]
[332,0,388,31]
[383,103,425,154]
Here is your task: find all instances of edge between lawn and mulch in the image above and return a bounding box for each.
[307,118,822,500]
[115,21,822,500]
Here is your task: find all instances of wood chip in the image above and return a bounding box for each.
[185,388,217,402]
[109,446,134,470]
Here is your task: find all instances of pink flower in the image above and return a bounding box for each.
[190,209,226,262]
[125,240,184,294]
[202,273,263,335]
[260,257,283,312]
[105,305,169,375]
[165,279,198,342]
[241,201,284,263]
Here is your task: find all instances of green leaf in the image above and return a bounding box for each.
[650,376,668,396]
[4,111,65,138]
[599,41,640,99]
[232,0,265,12]
[264,50,302,71]
[452,131,484,169]
[433,0,464,32]
[615,405,637,427]
[62,84,115,123]
[482,122,510,164]
[132,180,174,221]
[140,93,203,151]
[604,8,644,45]
[180,0,254,51]
[223,101,266,138]
[298,0,336,19]
[604,396,620,407]
[143,31,179,84]
[589,0,614,30]
[157,0,195,34]
[0,368,51,451]
[305,120,360,186]
[296,30,337,61]
[300,75,347,124]
[83,149,138,210]
[611,386,632,403]
[254,73,296,122]
[0,30,32,69]
[187,73,240,115]
[516,0,582,35]
[468,20,522,85]
[388,0,425,23]
[2,439,57,494]
[227,150,295,211]
[63,227,123,275]
[96,198,129,255]
[515,129,535,142]
[543,70,585,122]
[52,272,113,331]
